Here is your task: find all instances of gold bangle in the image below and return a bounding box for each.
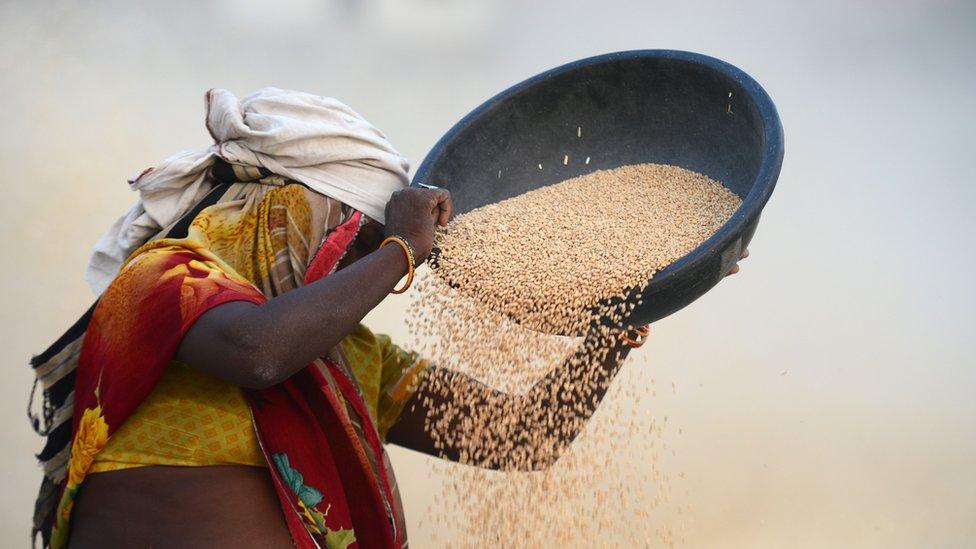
[381,236,415,294]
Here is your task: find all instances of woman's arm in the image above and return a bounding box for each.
[386,331,634,471]
[386,249,749,471]
[176,187,453,389]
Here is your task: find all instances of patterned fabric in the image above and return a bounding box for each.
[28,181,235,543]
[90,328,427,473]
[340,327,429,438]
[39,163,427,548]
[89,361,266,472]
[51,236,267,548]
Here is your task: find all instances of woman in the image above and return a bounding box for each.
[29,88,744,548]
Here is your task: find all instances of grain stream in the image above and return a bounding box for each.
[406,163,741,546]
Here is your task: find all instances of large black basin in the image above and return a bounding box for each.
[413,50,784,329]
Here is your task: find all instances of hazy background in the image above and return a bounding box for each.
[2,0,974,546]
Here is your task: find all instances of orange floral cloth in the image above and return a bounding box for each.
[51,242,267,547]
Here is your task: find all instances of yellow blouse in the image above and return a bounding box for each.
[90,324,427,473]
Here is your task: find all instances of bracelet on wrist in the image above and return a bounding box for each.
[381,236,416,294]
[620,325,650,348]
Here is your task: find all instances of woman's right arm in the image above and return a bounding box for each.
[175,187,452,389]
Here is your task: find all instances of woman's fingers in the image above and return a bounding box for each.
[434,189,453,226]
[423,187,453,227]
[726,247,749,276]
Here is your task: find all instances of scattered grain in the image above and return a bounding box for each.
[407,162,741,546]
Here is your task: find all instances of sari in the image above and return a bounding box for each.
[44,163,422,548]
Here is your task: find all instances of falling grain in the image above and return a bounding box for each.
[408,162,741,546]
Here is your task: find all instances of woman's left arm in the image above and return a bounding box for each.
[385,330,635,471]
[386,248,748,470]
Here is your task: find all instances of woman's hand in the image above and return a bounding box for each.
[726,247,750,276]
[383,187,453,263]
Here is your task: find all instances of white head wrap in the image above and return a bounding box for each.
[86,87,410,294]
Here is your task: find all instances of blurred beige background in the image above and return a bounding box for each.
[2,0,974,546]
